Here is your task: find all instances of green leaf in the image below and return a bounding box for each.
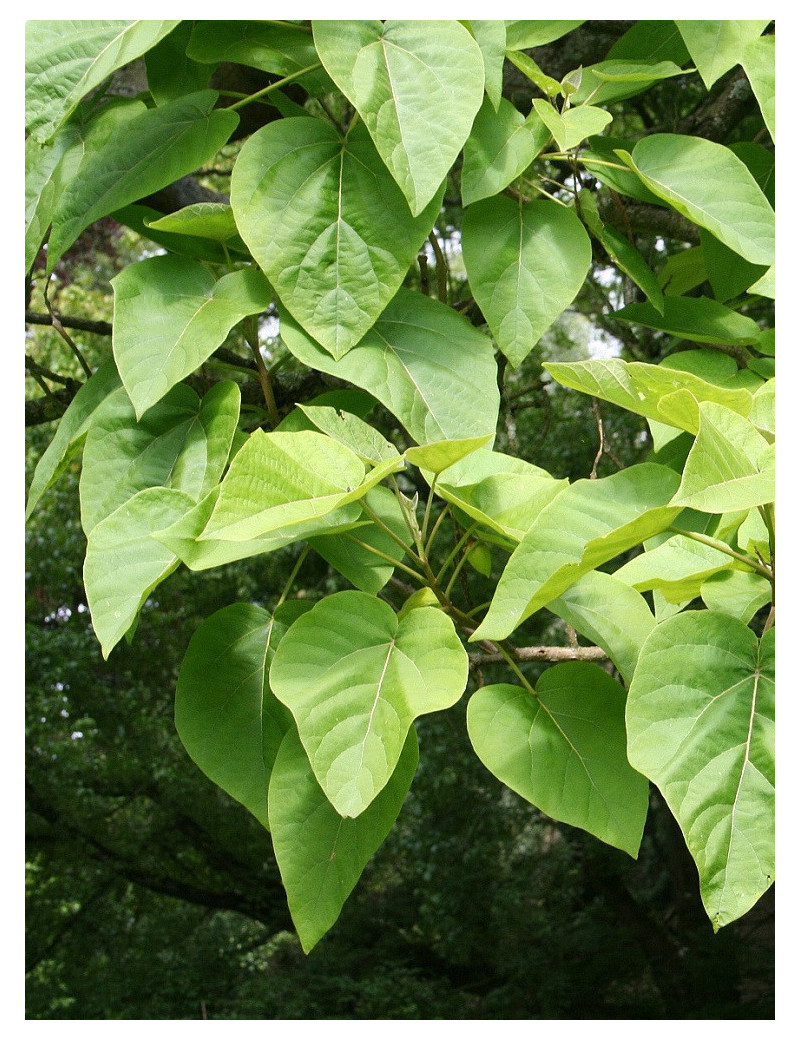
[614,534,735,603]
[187,20,333,95]
[145,21,212,104]
[531,100,612,152]
[296,406,400,464]
[614,297,761,347]
[201,430,402,543]
[269,591,468,817]
[572,59,689,107]
[79,382,239,536]
[313,20,484,215]
[622,135,774,266]
[269,726,418,952]
[84,486,193,658]
[547,571,655,684]
[144,203,243,245]
[280,290,500,445]
[672,403,774,513]
[658,246,707,297]
[26,359,122,520]
[112,256,271,416]
[111,203,243,265]
[741,35,775,143]
[580,136,666,206]
[154,487,362,572]
[231,118,441,360]
[405,435,494,475]
[462,198,591,367]
[504,21,585,50]
[460,97,550,206]
[467,665,649,857]
[47,90,238,271]
[700,570,772,624]
[747,265,775,300]
[175,604,293,830]
[435,448,567,543]
[750,380,775,439]
[627,614,774,928]
[463,20,507,109]
[504,51,562,99]
[700,229,768,304]
[472,464,681,642]
[675,21,770,89]
[25,20,179,141]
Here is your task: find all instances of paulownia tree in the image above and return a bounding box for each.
[25,19,775,952]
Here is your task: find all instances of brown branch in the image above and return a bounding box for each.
[26,310,112,336]
[469,645,608,666]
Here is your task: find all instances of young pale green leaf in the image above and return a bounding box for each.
[112,203,243,266]
[614,297,761,348]
[269,726,418,953]
[175,604,293,830]
[472,464,681,642]
[26,359,121,520]
[531,101,612,152]
[202,430,403,543]
[84,486,194,658]
[622,135,774,266]
[627,614,774,929]
[280,290,499,445]
[672,403,774,513]
[572,60,689,107]
[505,51,562,99]
[154,487,363,572]
[700,570,772,624]
[546,571,655,684]
[461,97,550,206]
[296,406,399,464]
[25,20,179,141]
[112,256,271,416]
[462,20,507,109]
[741,35,775,143]
[231,118,441,360]
[435,449,568,543]
[467,665,649,857]
[462,198,592,367]
[675,21,770,89]
[47,91,238,272]
[313,21,484,215]
[504,21,585,50]
[309,487,412,595]
[269,591,468,817]
[750,380,775,439]
[614,534,735,603]
[405,435,494,475]
[79,382,240,537]
[144,203,242,244]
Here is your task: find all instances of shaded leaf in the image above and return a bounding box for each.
[614,297,761,347]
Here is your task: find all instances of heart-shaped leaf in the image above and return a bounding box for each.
[269,591,468,817]
[231,118,442,359]
[627,613,774,929]
[468,664,649,857]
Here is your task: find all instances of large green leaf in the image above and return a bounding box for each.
[672,403,774,512]
[26,359,122,520]
[700,570,772,625]
[463,20,507,109]
[614,534,735,603]
[47,91,238,271]
[269,726,418,952]
[462,198,592,367]
[467,665,649,857]
[547,571,656,684]
[112,256,271,417]
[622,135,774,266]
[504,21,585,49]
[25,20,179,141]
[627,614,774,928]
[79,382,239,536]
[230,118,441,360]
[269,591,468,817]
[472,464,681,641]
[675,21,770,88]
[461,98,549,206]
[313,21,484,215]
[296,405,400,464]
[84,486,193,658]
[280,290,499,444]
[202,430,402,543]
[175,604,293,830]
